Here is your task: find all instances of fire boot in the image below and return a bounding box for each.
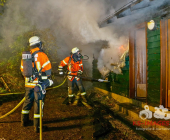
[72,95,80,106]
[21,120,32,127]
[62,97,69,104]
[81,95,92,110]
[34,126,48,133]
[68,97,72,104]
[68,96,75,105]
[34,116,48,133]
[21,114,32,127]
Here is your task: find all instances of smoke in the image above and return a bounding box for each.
[0,0,30,50]
[97,0,170,76]
[97,36,129,76]
[23,0,129,76]
[0,0,127,75]
[21,0,108,44]
[0,0,169,79]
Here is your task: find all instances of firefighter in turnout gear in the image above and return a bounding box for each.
[20,36,53,133]
[58,47,92,109]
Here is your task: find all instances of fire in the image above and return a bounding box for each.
[119,45,126,54]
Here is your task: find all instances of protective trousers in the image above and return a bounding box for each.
[67,78,87,103]
[21,87,45,128]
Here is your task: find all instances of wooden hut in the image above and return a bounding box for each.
[93,0,170,108]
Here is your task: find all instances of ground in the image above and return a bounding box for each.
[0,86,145,140]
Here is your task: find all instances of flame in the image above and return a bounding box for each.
[119,45,126,54]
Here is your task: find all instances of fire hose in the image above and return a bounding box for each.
[54,73,110,83]
[0,77,67,119]
[0,74,109,119]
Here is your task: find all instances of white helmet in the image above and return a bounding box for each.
[29,36,41,46]
[72,47,79,54]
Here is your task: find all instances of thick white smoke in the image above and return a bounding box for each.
[0,0,129,77]
[1,0,167,79]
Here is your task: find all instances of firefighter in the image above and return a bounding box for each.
[20,36,53,133]
[58,47,92,109]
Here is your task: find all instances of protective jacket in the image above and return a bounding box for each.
[20,47,52,88]
[59,55,83,81]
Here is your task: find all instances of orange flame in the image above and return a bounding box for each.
[119,45,126,54]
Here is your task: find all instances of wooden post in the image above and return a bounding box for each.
[160,19,168,107]
[129,30,135,98]
[40,100,42,140]
[0,77,11,92]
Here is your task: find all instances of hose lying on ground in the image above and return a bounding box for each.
[0,92,25,96]
[0,97,26,119]
[0,78,67,119]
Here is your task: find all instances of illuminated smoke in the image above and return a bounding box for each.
[0,0,169,78]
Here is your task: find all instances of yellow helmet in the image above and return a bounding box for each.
[71,47,79,54]
[29,36,41,46]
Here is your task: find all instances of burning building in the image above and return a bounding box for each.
[93,0,170,108]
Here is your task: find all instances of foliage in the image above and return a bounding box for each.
[0,0,6,6]
[0,0,6,15]
[0,0,59,92]
[0,87,6,93]
[0,28,59,91]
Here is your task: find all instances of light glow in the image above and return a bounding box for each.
[147,20,155,30]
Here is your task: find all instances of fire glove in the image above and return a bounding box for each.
[77,71,83,77]
[42,89,46,94]
[48,79,53,86]
[78,71,83,74]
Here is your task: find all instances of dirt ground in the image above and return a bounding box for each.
[0,86,146,140]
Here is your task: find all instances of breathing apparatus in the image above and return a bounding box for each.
[37,41,43,50]
[22,51,33,78]
[22,51,42,82]
[72,51,83,62]
[22,49,52,93]
[71,47,90,62]
[71,47,81,62]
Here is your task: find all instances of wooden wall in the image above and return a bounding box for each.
[147,18,161,106]
[92,18,161,106]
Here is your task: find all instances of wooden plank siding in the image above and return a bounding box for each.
[147,18,161,106]
[92,17,170,107]
[136,26,147,98]
[160,19,168,107]
[129,30,135,98]
[168,20,170,108]
[129,23,148,99]
[160,19,170,108]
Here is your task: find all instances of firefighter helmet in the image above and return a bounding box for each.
[72,47,79,54]
[29,36,41,46]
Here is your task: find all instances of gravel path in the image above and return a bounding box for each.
[0,87,146,140]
